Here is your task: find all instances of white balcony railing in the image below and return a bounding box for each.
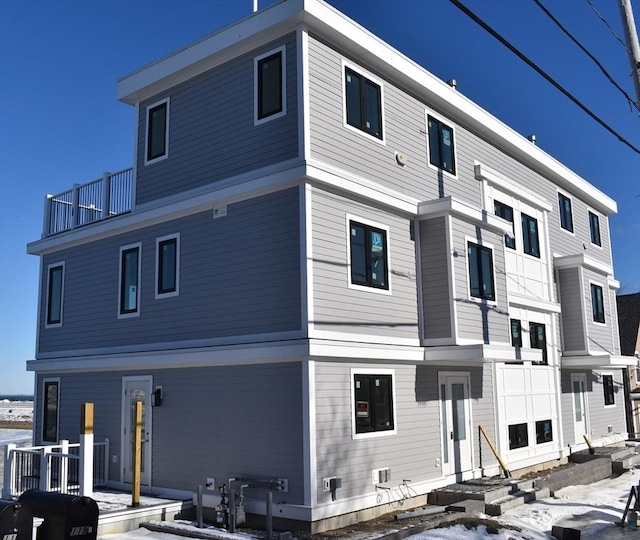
[44,168,133,237]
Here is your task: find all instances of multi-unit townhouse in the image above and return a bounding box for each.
[26,0,635,532]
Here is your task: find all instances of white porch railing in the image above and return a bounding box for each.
[2,439,109,499]
[44,167,133,237]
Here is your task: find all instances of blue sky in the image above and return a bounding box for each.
[0,0,638,394]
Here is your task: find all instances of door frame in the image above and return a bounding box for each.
[121,375,153,486]
[570,372,589,446]
[438,371,474,478]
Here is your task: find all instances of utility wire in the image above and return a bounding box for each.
[448,0,640,155]
[585,0,633,56]
[534,0,639,113]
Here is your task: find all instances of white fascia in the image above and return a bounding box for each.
[418,196,512,235]
[561,354,637,369]
[423,343,543,364]
[508,292,561,314]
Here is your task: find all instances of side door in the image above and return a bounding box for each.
[439,373,473,477]
[571,373,589,445]
[122,376,152,486]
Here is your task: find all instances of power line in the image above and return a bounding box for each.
[448,0,640,155]
[585,0,633,56]
[534,0,639,113]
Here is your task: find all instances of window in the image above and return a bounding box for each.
[42,379,60,443]
[529,322,547,364]
[467,242,495,301]
[427,115,456,174]
[591,284,605,323]
[350,221,388,289]
[521,213,540,258]
[345,67,382,139]
[558,193,573,233]
[511,319,522,347]
[535,419,553,444]
[603,374,615,406]
[156,235,179,298]
[46,263,64,326]
[589,211,601,246]
[354,374,394,434]
[145,99,169,164]
[255,47,286,123]
[508,423,528,450]
[119,244,141,316]
[494,201,516,249]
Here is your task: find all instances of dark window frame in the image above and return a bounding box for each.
[427,115,456,175]
[521,213,540,258]
[603,374,615,406]
[157,236,179,297]
[529,322,548,365]
[509,423,528,450]
[467,242,495,301]
[535,419,553,444]
[349,220,389,290]
[591,283,605,323]
[42,379,60,443]
[511,319,522,348]
[256,49,284,121]
[345,66,383,140]
[46,263,64,326]
[558,193,574,233]
[589,211,601,246]
[145,100,168,163]
[494,201,516,249]
[354,373,395,435]
[119,245,140,316]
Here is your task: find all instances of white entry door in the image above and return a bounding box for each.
[439,373,473,477]
[571,373,589,445]
[122,376,152,486]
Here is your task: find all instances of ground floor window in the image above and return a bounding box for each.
[536,419,553,443]
[603,374,615,406]
[509,423,528,449]
[354,373,394,435]
[42,379,60,442]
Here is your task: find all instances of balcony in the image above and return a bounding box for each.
[43,167,133,237]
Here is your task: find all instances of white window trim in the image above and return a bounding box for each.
[155,233,180,299]
[587,207,603,249]
[425,109,458,180]
[144,97,170,166]
[464,236,497,306]
[350,368,397,440]
[601,372,616,408]
[41,377,61,444]
[45,261,65,329]
[118,242,142,319]
[254,45,287,126]
[341,59,386,145]
[345,214,392,295]
[589,280,607,327]
[557,189,575,236]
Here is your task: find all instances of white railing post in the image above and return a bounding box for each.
[71,183,80,229]
[79,404,94,497]
[42,195,53,238]
[2,444,16,498]
[40,447,52,491]
[60,440,69,494]
[101,172,111,220]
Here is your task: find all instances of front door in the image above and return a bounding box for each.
[571,373,589,445]
[122,376,152,486]
[439,373,473,477]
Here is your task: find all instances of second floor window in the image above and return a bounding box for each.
[589,211,601,246]
[256,48,285,122]
[530,322,547,365]
[345,67,382,139]
[521,213,540,258]
[145,99,169,164]
[157,236,179,297]
[494,201,516,249]
[467,242,495,301]
[46,263,64,326]
[511,319,522,347]
[591,284,605,323]
[119,245,141,316]
[427,115,456,174]
[558,193,573,232]
[350,221,388,289]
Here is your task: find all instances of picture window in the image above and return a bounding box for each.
[354,374,394,434]
[345,67,382,139]
[427,115,455,174]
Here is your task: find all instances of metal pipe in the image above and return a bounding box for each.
[266,490,273,540]
[196,485,203,528]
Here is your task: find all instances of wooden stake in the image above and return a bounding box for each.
[479,424,512,478]
[132,400,142,507]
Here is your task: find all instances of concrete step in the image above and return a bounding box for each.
[427,484,510,505]
[569,446,634,464]
[536,458,611,495]
[484,487,550,516]
[612,451,640,474]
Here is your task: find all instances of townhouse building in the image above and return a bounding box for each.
[26,0,635,531]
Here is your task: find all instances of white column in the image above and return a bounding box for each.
[79,403,94,497]
[2,443,16,498]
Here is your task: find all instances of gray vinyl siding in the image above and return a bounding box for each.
[557,268,586,353]
[584,268,615,355]
[419,217,452,340]
[38,189,301,355]
[36,363,304,498]
[450,218,509,344]
[135,36,298,206]
[588,370,626,438]
[311,187,418,340]
[559,370,576,445]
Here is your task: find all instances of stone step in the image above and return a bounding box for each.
[569,446,635,464]
[484,487,550,516]
[427,484,510,506]
[612,452,640,474]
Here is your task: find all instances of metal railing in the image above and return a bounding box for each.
[2,439,109,498]
[44,168,133,236]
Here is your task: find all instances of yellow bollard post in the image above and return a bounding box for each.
[131,401,142,507]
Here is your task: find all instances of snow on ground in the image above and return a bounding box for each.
[98,470,640,539]
[0,399,33,423]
